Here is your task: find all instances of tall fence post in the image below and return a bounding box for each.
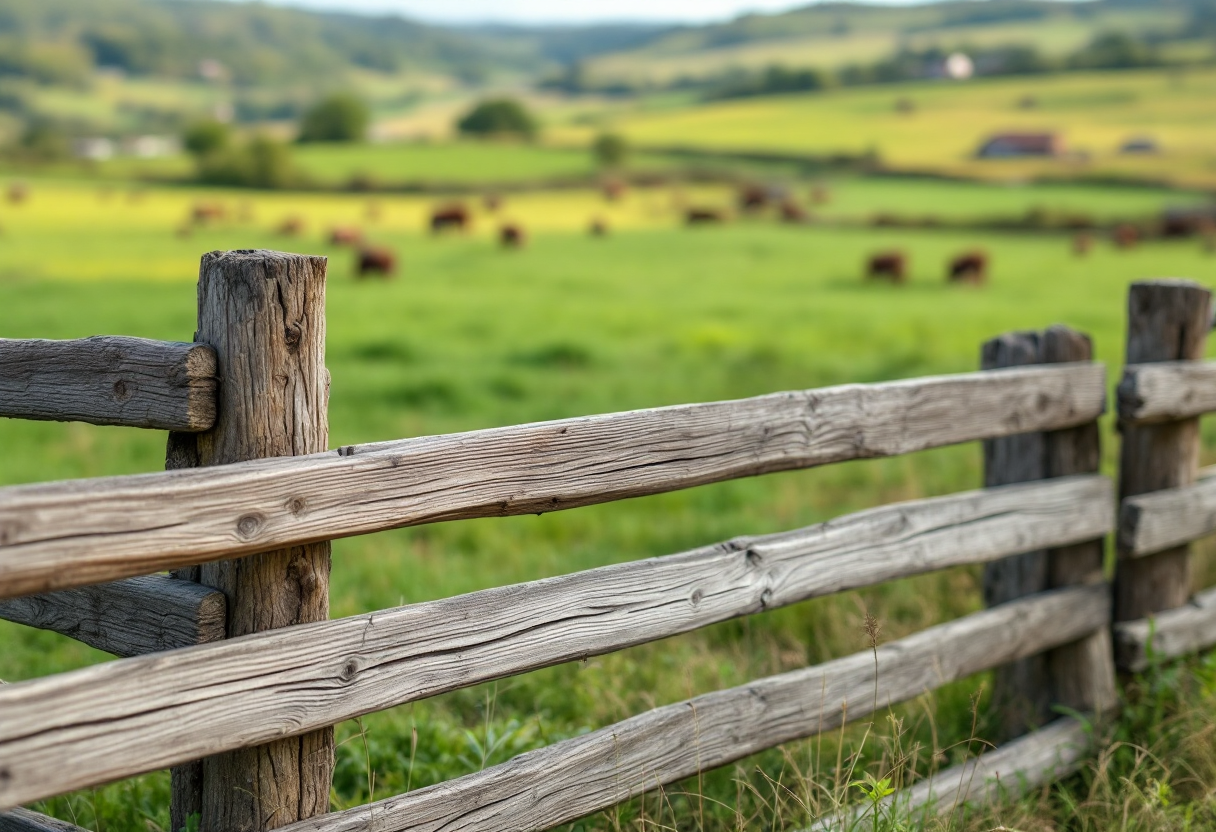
[1115,280,1211,623]
[982,325,1116,738]
[168,250,332,832]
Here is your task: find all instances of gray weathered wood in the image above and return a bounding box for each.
[1116,280,1211,621]
[823,717,1090,829]
[1118,360,1216,425]
[0,362,1107,599]
[980,325,1114,735]
[1114,586,1216,671]
[0,336,216,432]
[1119,474,1216,557]
[0,479,1112,809]
[174,251,333,832]
[0,808,90,831]
[271,586,1109,832]
[0,575,225,658]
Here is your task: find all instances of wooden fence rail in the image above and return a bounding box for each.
[6,253,1214,832]
[0,476,1112,808]
[0,362,1105,599]
[0,337,217,432]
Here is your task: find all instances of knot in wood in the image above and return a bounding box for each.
[284,321,303,352]
[340,658,360,683]
[759,588,773,609]
[690,589,703,607]
[112,379,132,402]
[287,496,308,517]
[235,513,265,540]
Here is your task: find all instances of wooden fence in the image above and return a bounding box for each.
[0,252,1211,832]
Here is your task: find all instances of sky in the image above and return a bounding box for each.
[232,0,916,26]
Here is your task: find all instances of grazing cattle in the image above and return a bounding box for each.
[192,202,226,224]
[589,218,608,236]
[738,184,768,212]
[779,200,808,223]
[810,185,831,205]
[1073,233,1094,257]
[483,193,502,212]
[948,251,988,285]
[356,247,396,279]
[500,223,527,249]
[431,203,470,233]
[176,224,193,239]
[1114,224,1139,249]
[602,178,626,202]
[7,182,28,204]
[329,227,364,246]
[867,251,907,284]
[686,207,726,225]
[278,216,305,236]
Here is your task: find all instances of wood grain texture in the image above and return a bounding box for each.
[0,575,225,658]
[173,250,333,832]
[1119,474,1216,557]
[1114,586,1216,671]
[824,717,1090,829]
[1119,360,1216,425]
[0,336,216,432]
[272,586,1109,832]
[0,808,89,832]
[1116,280,1211,622]
[0,479,1112,809]
[0,362,1106,599]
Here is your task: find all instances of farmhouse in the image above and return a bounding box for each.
[975,132,1065,158]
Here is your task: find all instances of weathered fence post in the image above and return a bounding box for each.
[168,250,332,832]
[982,325,1116,738]
[1115,280,1211,622]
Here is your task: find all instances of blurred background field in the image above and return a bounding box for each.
[2,0,1216,829]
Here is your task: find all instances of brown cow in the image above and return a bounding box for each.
[867,251,907,284]
[1072,233,1094,257]
[500,223,527,249]
[7,182,28,204]
[192,202,226,224]
[780,200,808,223]
[1113,224,1139,249]
[810,184,831,205]
[738,184,768,212]
[356,247,396,279]
[431,203,470,233]
[589,218,609,237]
[329,227,364,246]
[686,207,726,225]
[948,251,988,285]
[483,193,502,212]
[602,178,626,202]
[278,216,305,236]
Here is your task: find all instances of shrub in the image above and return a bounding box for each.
[198,135,299,188]
[182,119,230,157]
[592,132,628,168]
[456,98,537,139]
[298,93,370,143]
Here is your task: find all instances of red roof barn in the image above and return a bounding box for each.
[976,132,1065,158]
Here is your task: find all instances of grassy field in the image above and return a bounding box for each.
[2,176,1216,830]
[559,68,1216,189]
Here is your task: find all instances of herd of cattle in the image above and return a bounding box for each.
[4,179,1213,284]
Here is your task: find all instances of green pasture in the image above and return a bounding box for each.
[2,177,1216,830]
[568,68,1216,189]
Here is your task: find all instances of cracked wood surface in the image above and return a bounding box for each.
[0,808,90,831]
[0,575,225,657]
[274,586,1109,832]
[0,362,1106,599]
[1119,473,1216,557]
[0,476,1112,808]
[0,336,216,432]
[1118,360,1216,425]
[1114,586,1216,671]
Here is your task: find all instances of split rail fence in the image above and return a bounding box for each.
[0,251,1212,832]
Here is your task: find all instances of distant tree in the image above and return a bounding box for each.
[1069,32,1158,70]
[457,98,538,139]
[198,135,300,188]
[298,93,370,143]
[593,132,628,167]
[182,119,230,156]
[18,121,69,161]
